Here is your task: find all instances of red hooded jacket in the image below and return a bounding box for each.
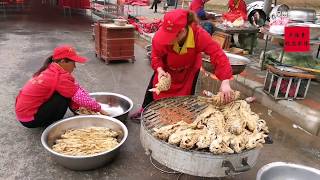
[151,24,232,100]
[15,63,77,122]
[189,0,206,13]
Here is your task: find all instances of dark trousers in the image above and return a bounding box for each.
[142,70,200,108]
[150,0,160,12]
[20,92,70,128]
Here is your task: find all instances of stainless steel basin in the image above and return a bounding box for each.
[90,92,133,122]
[202,53,251,75]
[74,92,133,122]
[41,115,128,170]
[288,9,317,23]
[256,162,320,180]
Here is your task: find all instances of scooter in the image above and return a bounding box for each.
[247,0,277,26]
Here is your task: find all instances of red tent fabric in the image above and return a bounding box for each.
[124,0,149,6]
[58,0,90,9]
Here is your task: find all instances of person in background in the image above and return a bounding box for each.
[228,0,247,20]
[15,45,107,128]
[189,0,214,35]
[150,0,161,13]
[251,11,265,28]
[189,0,211,20]
[130,9,234,120]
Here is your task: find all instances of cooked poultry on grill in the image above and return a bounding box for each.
[153,121,189,141]
[198,91,241,106]
[180,129,204,149]
[152,96,270,154]
[221,100,269,134]
[196,128,216,149]
[168,127,193,145]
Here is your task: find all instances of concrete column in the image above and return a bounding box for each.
[263,0,273,17]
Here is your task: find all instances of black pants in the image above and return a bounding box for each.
[150,0,160,12]
[20,92,70,128]
[142,70,200,108]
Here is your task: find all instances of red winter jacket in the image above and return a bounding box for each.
[151,24,232,100]
[15,63,77,122]
[189,0,206,13]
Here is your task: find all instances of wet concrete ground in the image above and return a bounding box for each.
[0,1,320,180]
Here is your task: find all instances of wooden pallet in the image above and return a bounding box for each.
[212,31,232,50]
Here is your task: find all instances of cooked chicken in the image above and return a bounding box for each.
[206,109,225,134]
[149,75,171,95]
[196,129,216,149]
[153,121,188,140]
[211,91,240,106]
[153,94,269,154]
[198,91,241,106]
[257,119,269,133]
[209,135,223,154]
[229,134,246,153]
[180,130,204,149]
[168,128,194,145]
[245,132,267,150]
[222,100,261,134]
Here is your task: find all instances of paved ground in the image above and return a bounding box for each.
[1,1,320,180]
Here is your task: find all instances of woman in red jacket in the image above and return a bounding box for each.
[15,45,107,128]
[228,0,247,20]
[131,9,234,120]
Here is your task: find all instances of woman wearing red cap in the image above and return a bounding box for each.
[15,45,107,128]
[131,9,234,120]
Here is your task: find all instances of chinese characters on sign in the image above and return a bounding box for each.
[284,27,310,52]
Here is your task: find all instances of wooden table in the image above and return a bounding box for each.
[214,24,260,54]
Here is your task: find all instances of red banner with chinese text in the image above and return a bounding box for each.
[284,27,310,52]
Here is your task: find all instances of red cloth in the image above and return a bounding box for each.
[225,0,247,21]
[59,0,90,9]
[128,16,162,33]
[15,63,77,122]
[189,0,205,13]
[151,24,233,100]
[223,12,245,22]
[124,0,148,6]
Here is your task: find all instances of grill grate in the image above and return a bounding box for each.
[142,96,209,133]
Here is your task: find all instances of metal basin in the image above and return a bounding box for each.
[257,162,320,180]
[75,92,133,122]
[203,53,251,75]
[288,9,317,23]
[41,115,128,170]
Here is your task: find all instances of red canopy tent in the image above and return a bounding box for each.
[58,0,90,9]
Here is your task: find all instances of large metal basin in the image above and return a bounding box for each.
[203,53,251,75]
[257,162,320,180]
[140,96,262,177]
[75,92,133,122]
[288,9,317,23]
[41,115,128,170]
[140,124,261,177]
